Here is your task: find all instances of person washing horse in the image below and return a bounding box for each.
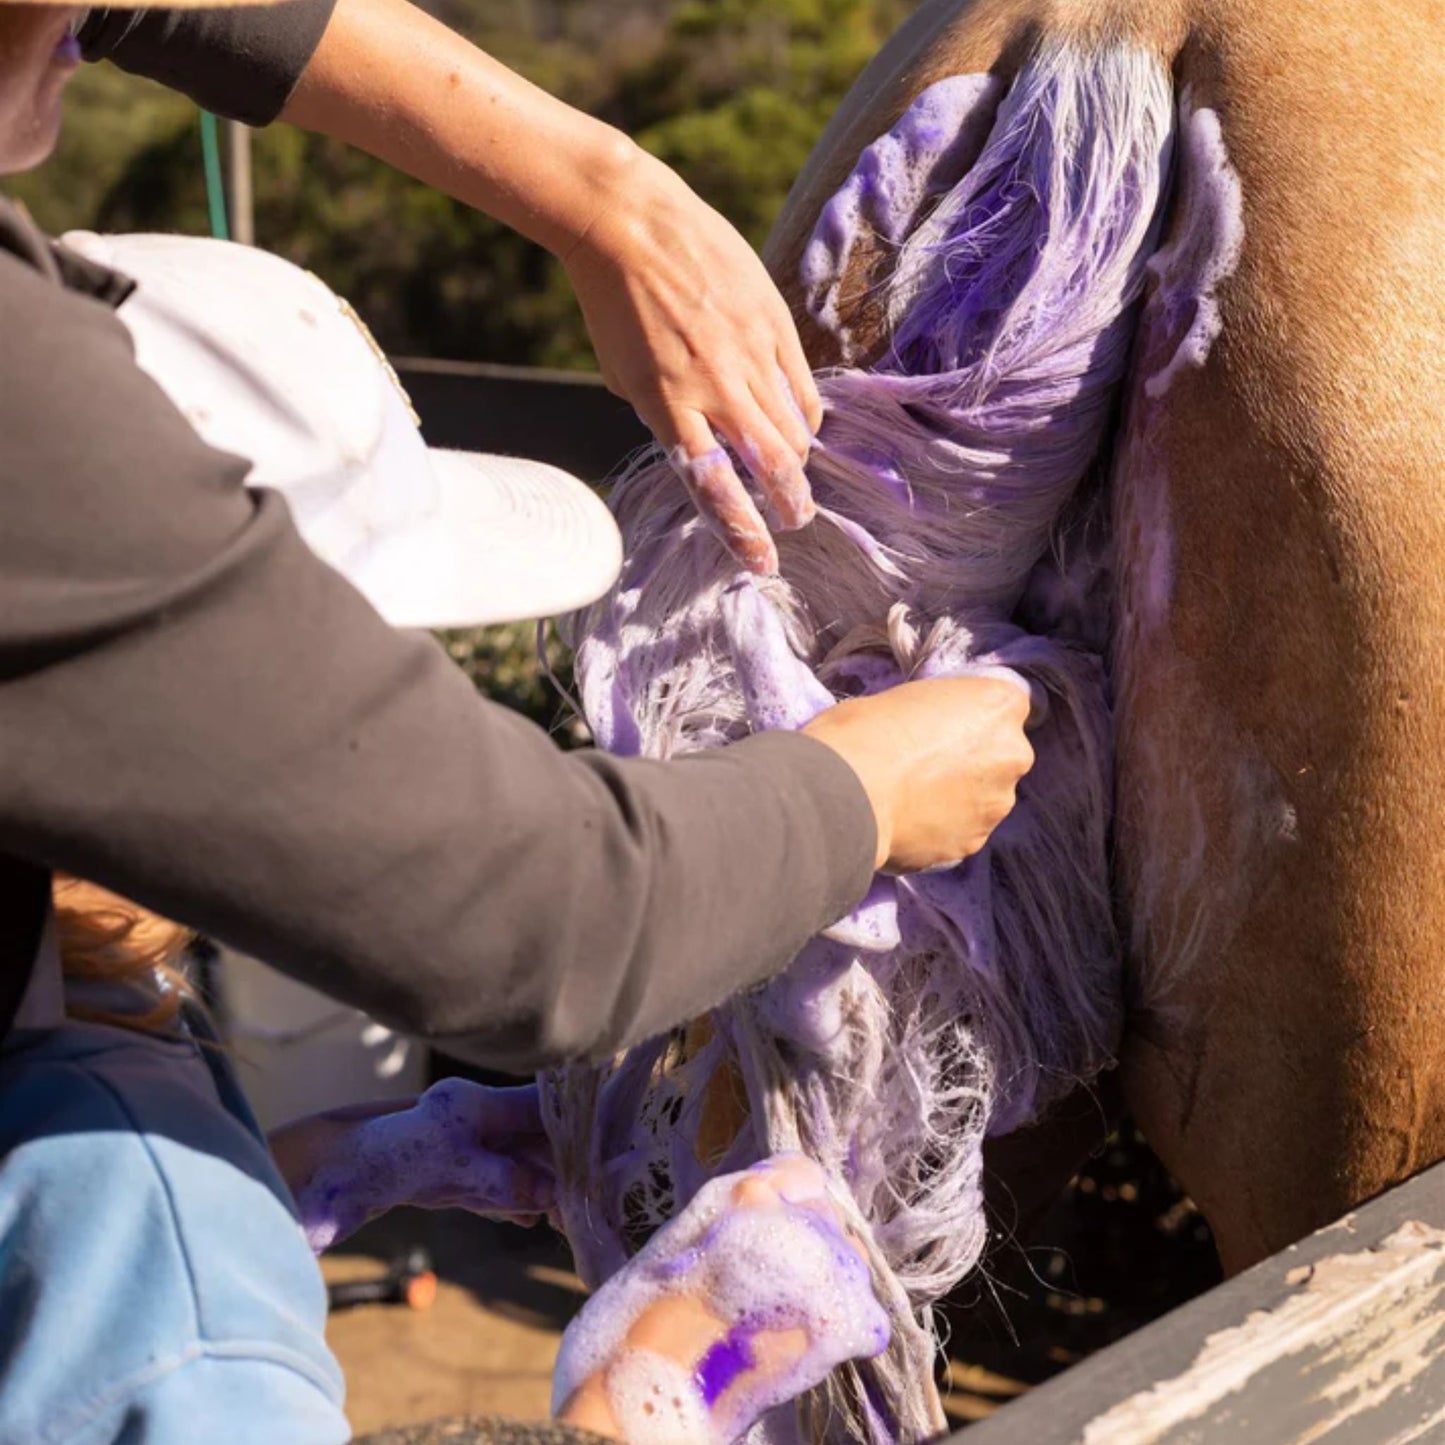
[0,0,1035,1439]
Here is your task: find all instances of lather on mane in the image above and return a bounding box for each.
[543,40,1176,1443]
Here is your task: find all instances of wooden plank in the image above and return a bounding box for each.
[955,1161,1445,1443]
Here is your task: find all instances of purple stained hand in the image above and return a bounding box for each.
[668,445,780,576]
[664,369,818,579]
[553,1154,890,1445]
[272,1079,556,1254]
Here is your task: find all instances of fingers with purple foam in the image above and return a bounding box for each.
[719,364,817,534]
[669,442,778,576]
[736,431,816,535]
[736,371,819,530]
[552,1153,889,1445]
[775,362,820,435]
[662,373,823,577]
[285,1079,557,1254]
[719,577,834,732]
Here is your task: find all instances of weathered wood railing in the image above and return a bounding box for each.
[959,1158,1445,1443]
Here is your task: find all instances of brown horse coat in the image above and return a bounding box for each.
[763,0,1445,1274]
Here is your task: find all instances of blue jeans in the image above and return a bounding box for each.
[0,1016,349,1443]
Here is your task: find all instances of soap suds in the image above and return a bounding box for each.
[802,73,1004,359]
[552,1158,890,1445]
[290,1080,552,1254]
[1143,92,1244,399]
[549,41,1180,1443]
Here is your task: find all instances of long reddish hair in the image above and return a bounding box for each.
[52,875,196,1032]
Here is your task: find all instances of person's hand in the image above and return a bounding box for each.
[269,1079,556,1253]
[553,1154,888,1444]
[802,677,1035,873]
[562,145,823,576]
[284,1,818,574]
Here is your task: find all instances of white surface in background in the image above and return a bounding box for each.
[216,945,428,1130]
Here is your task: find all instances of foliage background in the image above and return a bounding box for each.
[9,0,903,720]
[13,0,906,369]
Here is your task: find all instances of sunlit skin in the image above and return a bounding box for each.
[555,1156,874,1441]
[0,5,81,175]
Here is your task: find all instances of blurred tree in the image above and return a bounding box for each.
[438,622,586,744]
[621,0,906,242]
[6,67,199,235]
[9,0,905,368]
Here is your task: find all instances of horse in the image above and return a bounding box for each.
[760,0,1445,1278]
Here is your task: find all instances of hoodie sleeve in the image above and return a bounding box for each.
[78,0,338,125]
[0,245,878,1071]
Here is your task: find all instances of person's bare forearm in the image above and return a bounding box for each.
[281,0,635,258]
[281,0,826,576]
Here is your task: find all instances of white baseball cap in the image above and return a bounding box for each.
[61,231,623,631]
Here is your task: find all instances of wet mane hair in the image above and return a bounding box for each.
[544,40,1177,1444]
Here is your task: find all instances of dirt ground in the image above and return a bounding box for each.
[322,1128,1219,1439]
[324,1211,581,1434]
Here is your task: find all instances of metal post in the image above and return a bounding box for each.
[224,120,255,246]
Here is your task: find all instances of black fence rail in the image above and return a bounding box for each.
[395,358,648,482]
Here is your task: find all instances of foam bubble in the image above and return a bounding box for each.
[1143,94,1244,399]
[603,1349,713,1445]
[552,1159,890,1442]
[801,73,1005,354]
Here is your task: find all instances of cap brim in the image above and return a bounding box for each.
[340,451,623,631]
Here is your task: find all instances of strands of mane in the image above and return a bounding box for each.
[544,42,1175,1444]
